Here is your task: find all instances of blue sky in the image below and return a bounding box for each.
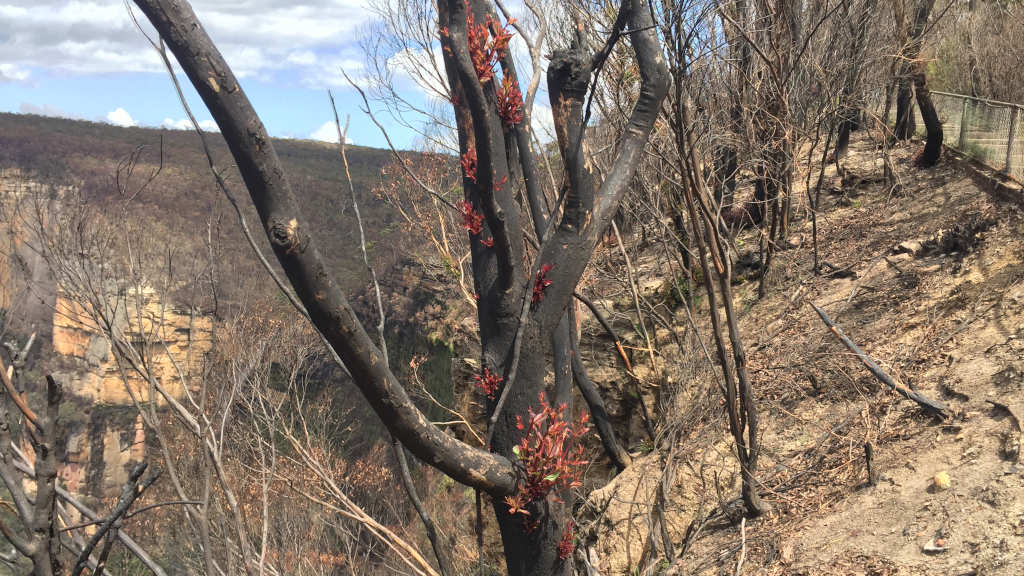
[0,0,446,149]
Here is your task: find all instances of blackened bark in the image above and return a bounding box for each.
[447,0,521,289]
[132,0,517,495]
[836,0,877,160]
[895,0,937,146]
[29,376,62,576]
[568,306,631,472]
[715,147,739,205]
[547,47,595,233]
[908,0,942,166]
[572,349,632,472]
[893,76,916,140]
[717,0,750,205]
[490,0,667,571]
[913,71,942,166]
[750,175,768,225]
[439,2,569,573]
[835,114,853,161]
[531,0,670,335]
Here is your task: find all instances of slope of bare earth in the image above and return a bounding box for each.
[579,135,1024,575]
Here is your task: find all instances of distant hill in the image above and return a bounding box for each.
[0,112,408,303]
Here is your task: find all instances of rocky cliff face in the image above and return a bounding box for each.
[0,168,65,336]
[3,168,214,500]
[49,286,213,497]
[52,286,214,405]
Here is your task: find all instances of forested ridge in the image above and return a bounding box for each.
[0,112,403,297]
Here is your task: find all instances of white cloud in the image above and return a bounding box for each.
[287,50,317,66]
[0,1,374,82]
[161,117,219,132]
[161,118,190,130]
[0,63,30,82]
[309,120,352,144]
[300,55,367,89]
[106,107,136,127]
[19,103,72,117]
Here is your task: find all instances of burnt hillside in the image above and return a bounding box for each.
[0,112,410,301]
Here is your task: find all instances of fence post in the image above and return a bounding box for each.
[959,98,970,150]
[1006,107,1019,176]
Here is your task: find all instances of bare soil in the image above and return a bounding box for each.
[582,136,1024,575]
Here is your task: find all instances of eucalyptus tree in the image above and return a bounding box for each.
[131,0,668,574]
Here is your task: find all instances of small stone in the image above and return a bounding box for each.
[933,471,952,491]
[923,537,948,554]
[779,543,794,564]
[896,240,923,255]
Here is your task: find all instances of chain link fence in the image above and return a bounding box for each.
[913,91,1023,182]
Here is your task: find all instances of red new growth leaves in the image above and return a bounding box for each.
[465,8,514,84]
[558,521,576,559]
[474,367,503,400]
[493,174,507,192]
[497,75,523,128]
[461,147,478,183]
[458,200,485,235]
[459,200,494,247]
[532,264,553,304]
[504,392,590,519]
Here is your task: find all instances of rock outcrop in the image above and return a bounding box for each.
[52,286,213,405]
[3,168,214,500]
[50,285,213,497]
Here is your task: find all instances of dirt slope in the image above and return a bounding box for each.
[584,136,1024,575]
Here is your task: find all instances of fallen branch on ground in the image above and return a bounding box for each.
[810,302,948,416]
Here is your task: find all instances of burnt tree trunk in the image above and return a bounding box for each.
[835,0,878,161]
[835,111,856,161]
[913,69,942,166]
[908,0,942,166]
[715,146,739,206]
[133,0,667,574]
[893,76,916,140]
[717,0,751,207]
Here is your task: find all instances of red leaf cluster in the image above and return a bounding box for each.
[493,174,507,192]
[532,263,553,304]
[473,367,503,399]
[497,75,523,128]
[461,147,478,183]
[504,392,589,518]
[458,200,485,235]
[558,521,576,559]
[465,8,514,84]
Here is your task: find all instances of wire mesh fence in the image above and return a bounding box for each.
[913,91,1023,182]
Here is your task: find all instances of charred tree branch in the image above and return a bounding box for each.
[132,0,516,496]
[810,302,948,416]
